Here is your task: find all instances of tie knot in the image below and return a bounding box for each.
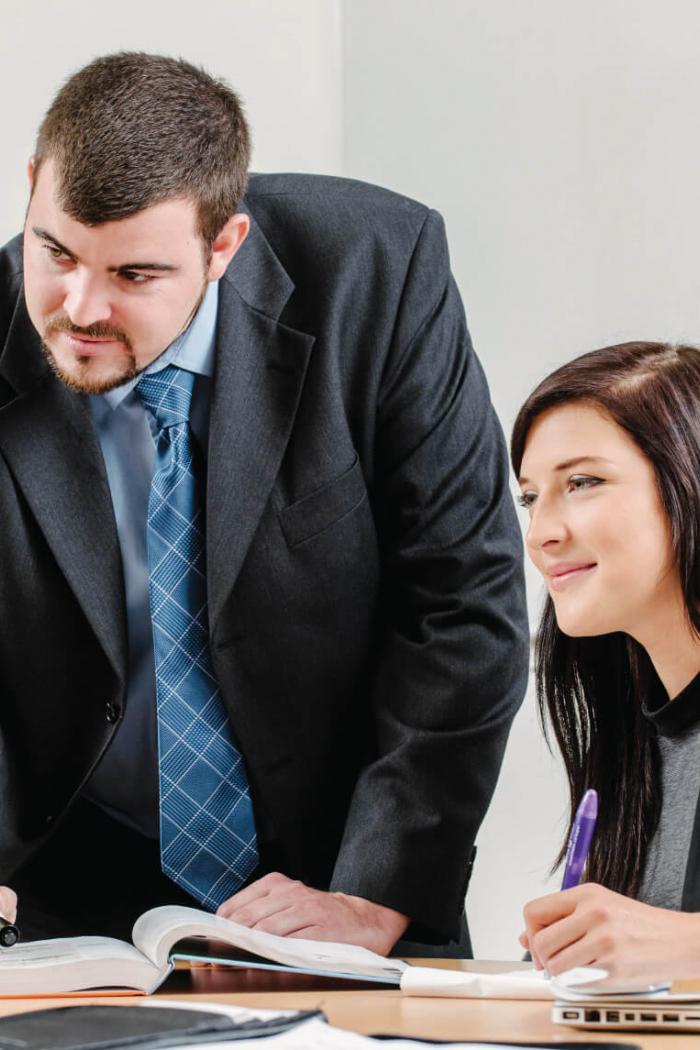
[136,365,196,429]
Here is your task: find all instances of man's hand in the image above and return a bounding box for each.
[0,887,17,924]
[216,872,410,955]
[520,882,700,976]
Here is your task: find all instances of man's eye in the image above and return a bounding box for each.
[567,475,604,493]
[43,244,67,261]
[120,270,154,284]
[516,491,536,509]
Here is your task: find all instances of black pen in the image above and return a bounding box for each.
[0,917,19,947]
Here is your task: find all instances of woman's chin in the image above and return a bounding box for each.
[553,607,610,638]
[557,616,622,638]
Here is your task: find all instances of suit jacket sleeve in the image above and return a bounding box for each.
[328,209,530,942]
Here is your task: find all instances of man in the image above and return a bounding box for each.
[0,52,528,954]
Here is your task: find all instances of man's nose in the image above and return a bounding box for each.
[526,496,568,553]
[62,271,112,328]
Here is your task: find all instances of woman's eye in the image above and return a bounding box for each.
[567,475,604,493]
[516,491,536,509]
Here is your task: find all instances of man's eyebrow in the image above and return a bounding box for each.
[31,227,179,273]
[107,261,180,274]
[519,455,614,485]
[32,227,76,258]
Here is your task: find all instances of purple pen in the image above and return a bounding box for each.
[561,788,598,890]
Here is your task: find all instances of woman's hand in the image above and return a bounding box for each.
[0,887,17,924]
[520,882,700,975]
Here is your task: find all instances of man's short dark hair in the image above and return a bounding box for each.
[33,52,251,251]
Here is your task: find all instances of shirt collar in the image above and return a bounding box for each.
[643,668,700,737]
[95,279,219,412]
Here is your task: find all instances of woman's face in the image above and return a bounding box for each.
[518,402,680,640]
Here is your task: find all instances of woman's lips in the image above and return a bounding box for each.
[548,563,597,591]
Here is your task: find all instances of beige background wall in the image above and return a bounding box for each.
[0,0,342,243]
[3,0,698,957]
[341,0,700,955]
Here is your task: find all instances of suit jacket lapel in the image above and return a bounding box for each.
[207,211,314,628]
[0,292,127,683]
[0,211,312,662]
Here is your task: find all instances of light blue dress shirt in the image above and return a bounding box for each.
[84,280,219,838]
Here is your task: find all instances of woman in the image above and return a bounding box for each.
[513,341,700,975]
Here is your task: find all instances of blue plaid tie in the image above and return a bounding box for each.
[136,365,258,909]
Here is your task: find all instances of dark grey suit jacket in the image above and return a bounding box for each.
[0,174,529,944]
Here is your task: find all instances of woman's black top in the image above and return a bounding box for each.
[640,670,700,909]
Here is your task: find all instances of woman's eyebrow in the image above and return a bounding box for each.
[553,455,614,472]
[519,455,613,485]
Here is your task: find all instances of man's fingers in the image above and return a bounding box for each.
[221,890,305,927]
[250,908,318,938]
[217,878,403,955]
[217,872,295,918]
[0,888,17,924]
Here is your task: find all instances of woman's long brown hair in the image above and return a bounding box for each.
[511,342,700,895]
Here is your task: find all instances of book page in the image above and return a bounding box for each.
[0,936,143,969]
[132,905,406,979]
[0,936,164,995]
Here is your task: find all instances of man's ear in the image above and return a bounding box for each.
[207,213,250,280]
[27,156,35,187]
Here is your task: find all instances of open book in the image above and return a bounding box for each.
[0,905,407,995]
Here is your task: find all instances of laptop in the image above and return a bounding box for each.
[553,997,700,1032]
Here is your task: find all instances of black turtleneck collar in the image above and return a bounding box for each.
[642,669,700,737]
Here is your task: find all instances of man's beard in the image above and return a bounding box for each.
[39,283,208,396]
[41,318,138,395]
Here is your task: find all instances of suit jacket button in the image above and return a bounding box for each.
[105,702,121,724]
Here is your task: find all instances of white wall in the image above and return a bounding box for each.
[342,0,700,956]
[0,0,342,242]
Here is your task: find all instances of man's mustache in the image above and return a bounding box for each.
[45,315,132,349]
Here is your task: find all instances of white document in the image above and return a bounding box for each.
[400,966,552,1000]
[139,999,302,1021]
[136,996,559,1048]
[164,1015,559,1048]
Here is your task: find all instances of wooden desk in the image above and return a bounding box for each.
[0,960,695,1048]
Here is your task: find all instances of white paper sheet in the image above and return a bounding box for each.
[165,1015,556,1048]
[399,966,553,1000]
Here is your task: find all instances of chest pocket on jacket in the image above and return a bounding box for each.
[279,455,368,549]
